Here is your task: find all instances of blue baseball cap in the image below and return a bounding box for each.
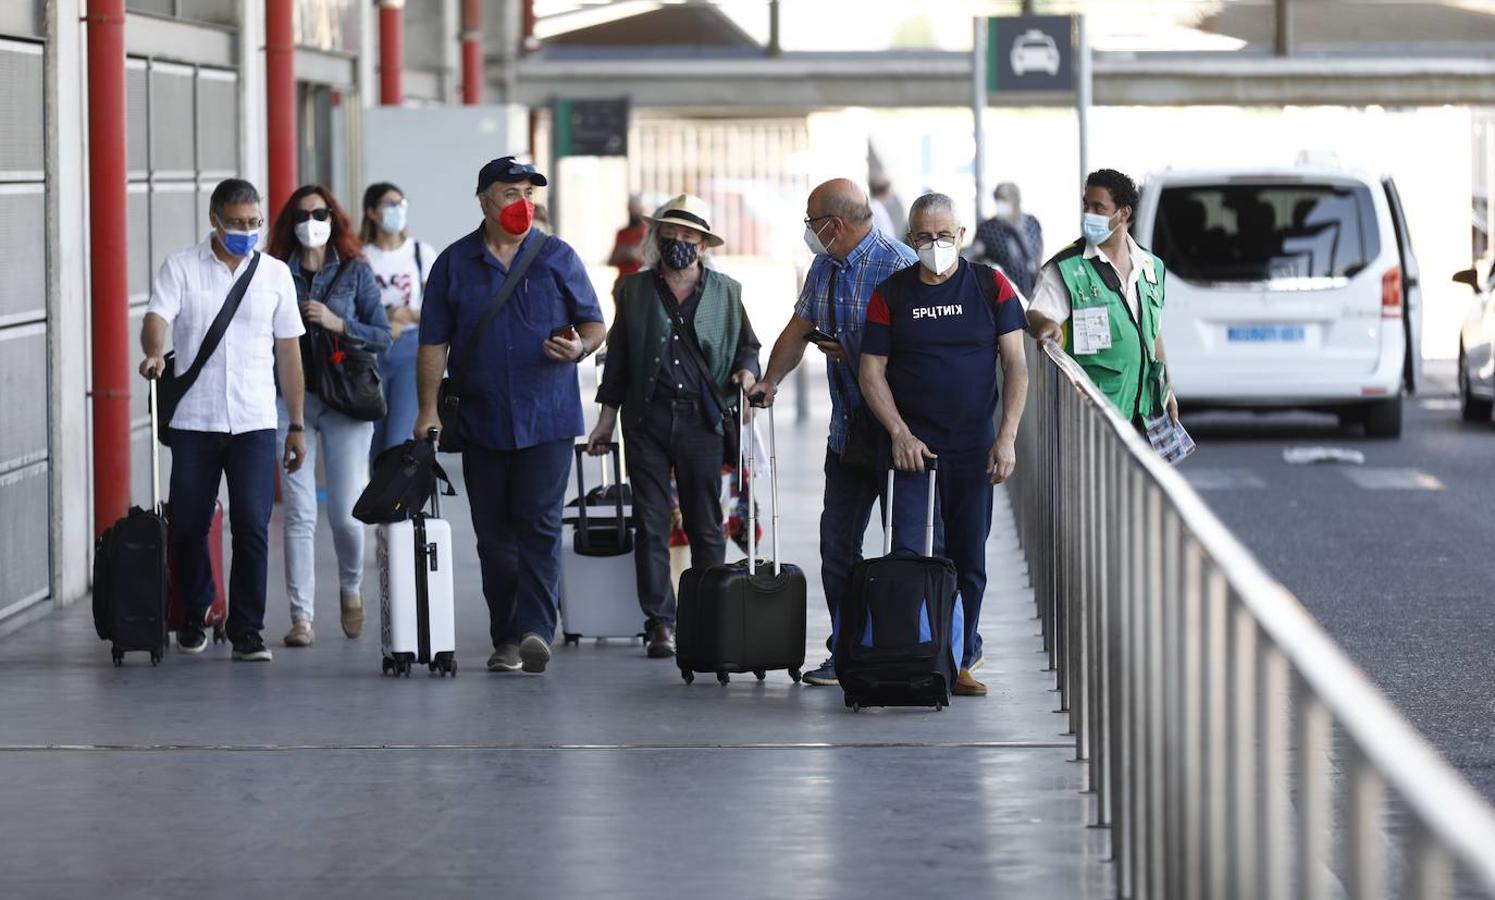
[476,156,548,193]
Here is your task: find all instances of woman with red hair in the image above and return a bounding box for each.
[267,185,390,648]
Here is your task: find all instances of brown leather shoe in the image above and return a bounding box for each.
[646,623,676,659]
[283,620,315,647]
[953,668,988,697]
[340,593,364,639]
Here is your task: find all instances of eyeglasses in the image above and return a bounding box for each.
[804,214,837,228]
[380,199,408,210]
[911,235,958,249]
[291,208,332,224]
[217,216,263,231]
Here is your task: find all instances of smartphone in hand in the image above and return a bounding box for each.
[551,325,577,341]
[804,327,837,344]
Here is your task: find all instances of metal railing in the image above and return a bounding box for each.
[1008,341,1495,900]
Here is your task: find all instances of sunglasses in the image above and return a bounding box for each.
[291,208,332,224]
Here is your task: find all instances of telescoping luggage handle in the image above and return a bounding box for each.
[425,429,443,519]
[147,378,163,515]
[882,458,939,557]
[740,386,782,577]
[573,441,627,552]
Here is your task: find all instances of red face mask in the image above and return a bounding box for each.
[497,197,535,235]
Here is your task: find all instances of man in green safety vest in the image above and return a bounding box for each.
[1027,168,1180,429]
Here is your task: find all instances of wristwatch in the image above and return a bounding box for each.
[288,423,305,433]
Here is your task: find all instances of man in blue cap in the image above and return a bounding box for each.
[415,156,607,674]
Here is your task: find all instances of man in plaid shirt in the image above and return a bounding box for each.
[748,178,917,685]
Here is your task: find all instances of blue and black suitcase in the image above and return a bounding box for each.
[835,462,963,711]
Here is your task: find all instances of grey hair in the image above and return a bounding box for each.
[993,182,1021,204]
[823,190,873,224]
[908,192,959,228]
[209,178,260,217]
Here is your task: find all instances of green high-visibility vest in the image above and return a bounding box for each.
[1052,239,1168,423]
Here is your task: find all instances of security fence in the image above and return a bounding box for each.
[1008,340,1495,900]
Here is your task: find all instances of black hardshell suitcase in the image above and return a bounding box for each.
[676,397,806,685]
[93,380,169,666]
[835,463,961,711]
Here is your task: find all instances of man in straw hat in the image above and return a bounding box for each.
[588,194,762,659]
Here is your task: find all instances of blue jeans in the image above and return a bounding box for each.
[461,438,573,648]
[372,328,420,458]
[889,446,992,669]
[819,447,886,655]
[276,395,373,623]
[167,428,278,640]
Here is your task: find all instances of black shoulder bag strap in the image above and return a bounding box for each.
[413,241,426,293]
[450,235,548,392]
[183,251,262,390]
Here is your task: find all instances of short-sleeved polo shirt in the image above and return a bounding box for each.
[862,260,1028,452]
[419,225,605,451]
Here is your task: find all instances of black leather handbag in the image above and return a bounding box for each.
[302,261,387,422]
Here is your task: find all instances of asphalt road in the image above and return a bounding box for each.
[1177,360,1495,802]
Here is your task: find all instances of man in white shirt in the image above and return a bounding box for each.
[139,178,308,661]
[1027,168,1179,428]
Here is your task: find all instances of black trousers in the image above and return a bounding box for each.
[623,397,726,628]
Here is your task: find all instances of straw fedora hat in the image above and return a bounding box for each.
[644,194,725,248]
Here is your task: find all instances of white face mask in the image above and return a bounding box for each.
[803,221,830,256]
[993,199,1015,220]
[916,239,959,276]
[295,218,331,249]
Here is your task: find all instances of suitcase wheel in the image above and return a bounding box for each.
[111,649,123,668]
[150,651,162,667]
[788,668,802,684]
[850,703,863,713]
[716,671,730,686]
[680,669,694,685]
[563,633,580,647]
[212,628,227,645]
[381,657,394,676]
[753,669,766,682]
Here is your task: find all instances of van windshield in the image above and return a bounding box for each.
[1151,182,1380,283]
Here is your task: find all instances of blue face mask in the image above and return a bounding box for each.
[220,227,259,257]
[1082,212,1117,247]
[380,205,407,235]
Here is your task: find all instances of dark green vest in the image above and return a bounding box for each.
[1053,239,1168,422]
[615,268,743,435]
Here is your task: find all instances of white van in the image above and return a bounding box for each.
[1133,166,1423,438]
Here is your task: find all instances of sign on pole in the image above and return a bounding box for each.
[987,15,1075,94]
[552,98,630,157]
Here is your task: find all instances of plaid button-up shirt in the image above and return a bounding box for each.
[794,228,918,454]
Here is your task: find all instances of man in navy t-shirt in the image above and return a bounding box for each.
[859,192,1030,698]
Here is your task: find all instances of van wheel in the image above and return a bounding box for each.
[1363,396,1403,438]
[1459,351,1492,422]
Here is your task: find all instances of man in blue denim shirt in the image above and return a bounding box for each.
[748,178,917,686]
[416,157,607,675]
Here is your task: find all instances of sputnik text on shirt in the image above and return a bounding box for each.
[911,304,964,319]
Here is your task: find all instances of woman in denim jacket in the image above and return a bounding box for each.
[267,185,391,647]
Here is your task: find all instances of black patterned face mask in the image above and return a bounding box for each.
[659,237,699,270]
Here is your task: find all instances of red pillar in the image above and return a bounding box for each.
[265,0,296,217]
[461,0,482,105]
[379,0,404,106]
[86,0,131,534]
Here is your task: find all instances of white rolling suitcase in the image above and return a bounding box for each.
[558,442,644,646]
[377,488,457,677]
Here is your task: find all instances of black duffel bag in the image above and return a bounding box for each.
[353,432,453,525]
[308,327,387,422]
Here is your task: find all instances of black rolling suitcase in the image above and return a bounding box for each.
[93,380,169,666]
[677,398,806,685]
[835,462,962,711]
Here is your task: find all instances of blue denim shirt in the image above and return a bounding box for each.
[289,250,392,352]
[420,226,605,451]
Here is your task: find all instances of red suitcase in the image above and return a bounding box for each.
[167,500,228,643]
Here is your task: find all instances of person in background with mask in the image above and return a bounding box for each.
[415,156,607,676]
[607,194,648,299]
[746,178,917,687]
[363,182,437,458]
[858,192,1029,698]
[586,194,761,660]
[266,185,390,647]
[138,177,308,662]
[1027,168,1179,428]
[974,181,1043,297]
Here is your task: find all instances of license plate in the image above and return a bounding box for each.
[1227,325,1306,343]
